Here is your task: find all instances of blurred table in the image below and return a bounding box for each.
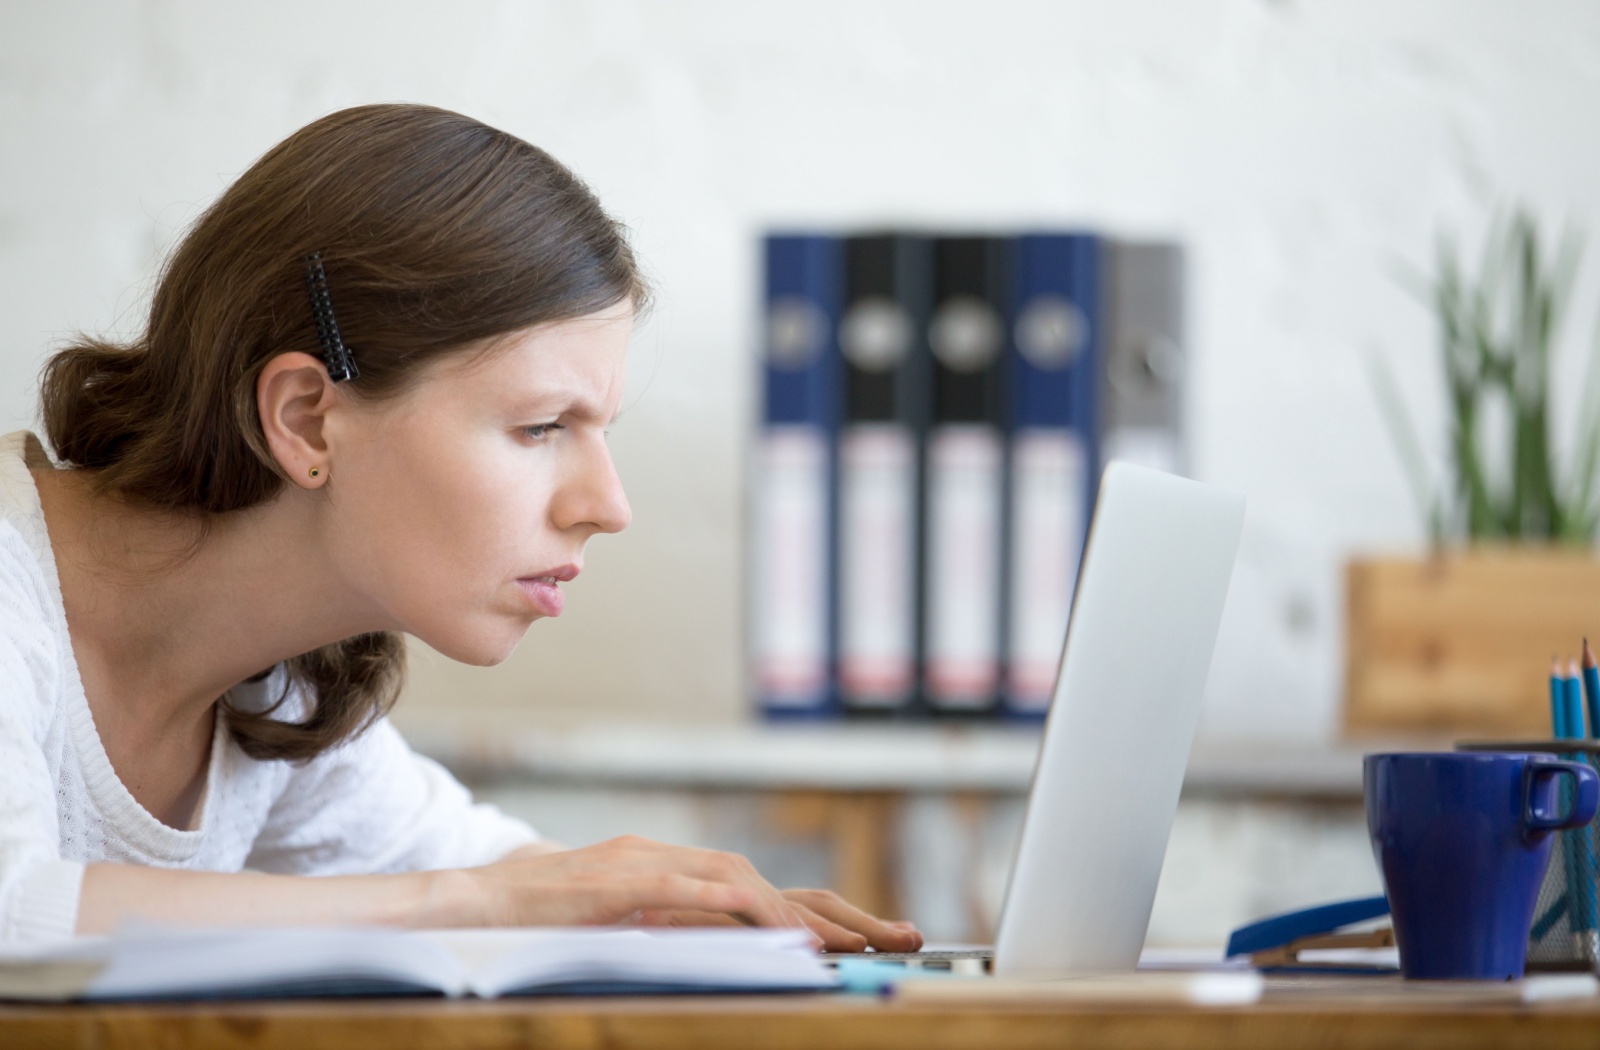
[400,720,1379,922]
[401,720,1373,796]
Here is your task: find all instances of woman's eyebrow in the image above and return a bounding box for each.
[508,389,610,423]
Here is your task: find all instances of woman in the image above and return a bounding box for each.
[0,103,920,952]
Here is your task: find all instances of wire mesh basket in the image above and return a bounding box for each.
[1456,741,1600,972]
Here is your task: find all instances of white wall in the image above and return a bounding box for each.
[4,0,1599,738]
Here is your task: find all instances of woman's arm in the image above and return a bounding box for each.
[78,704,918,948]
[77,863,449,933]
[77,835,923,951]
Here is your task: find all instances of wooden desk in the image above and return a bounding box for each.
[5,985,1599,1050]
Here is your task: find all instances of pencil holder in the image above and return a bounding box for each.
[1457,741,1600,972]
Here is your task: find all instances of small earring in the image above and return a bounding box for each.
[308,467,321,479]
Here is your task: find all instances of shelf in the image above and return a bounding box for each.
[398,718,1378,798]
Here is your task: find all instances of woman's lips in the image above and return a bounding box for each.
[517,576,566,617]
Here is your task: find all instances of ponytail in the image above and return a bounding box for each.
[39,338,155,474]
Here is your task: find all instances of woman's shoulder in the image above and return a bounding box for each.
[0,432,55,569]
[0,433,71,735]
[0,430,71,630]
[0,431,62,622]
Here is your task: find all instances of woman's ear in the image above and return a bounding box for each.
[258,352,338,488]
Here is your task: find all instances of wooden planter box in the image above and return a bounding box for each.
[1345,549,1600,737]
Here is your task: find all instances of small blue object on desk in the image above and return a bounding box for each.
[1225,897,1390,958]
[834,959,959,995]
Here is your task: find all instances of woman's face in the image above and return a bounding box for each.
[324,304,634,665]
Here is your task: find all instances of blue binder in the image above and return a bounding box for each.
[1002,233,1102,718]
[754,234,842,719]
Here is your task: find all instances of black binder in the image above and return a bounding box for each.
[835,234,932,714]
[923,235,1009,715]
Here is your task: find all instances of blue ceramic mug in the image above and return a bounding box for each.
[1365,751,1599,980]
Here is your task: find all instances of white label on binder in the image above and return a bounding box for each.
[754,426,829,705]
[838,423,917,706]
[924,424,1003,708]
[1007,429,1088,712]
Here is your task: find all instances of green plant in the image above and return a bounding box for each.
[1373,211,1600,544]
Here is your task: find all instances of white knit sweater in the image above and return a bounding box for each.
[0,431,540,942]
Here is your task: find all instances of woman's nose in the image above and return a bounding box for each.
[553,438,631,535]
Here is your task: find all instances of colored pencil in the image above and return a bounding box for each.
[1564,659,1597,945]
[1554,656,1569,739]
[1583,639,1600,739]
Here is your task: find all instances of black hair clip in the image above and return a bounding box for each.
[303,252,359,383]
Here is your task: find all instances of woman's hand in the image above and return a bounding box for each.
[451,835,922,952]
[634,889,924,953]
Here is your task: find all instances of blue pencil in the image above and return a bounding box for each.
[1583,639,1600,739]
[1531,656,1575,939]
[1555,656,1570,739]
[1563,659,1597,946]
[1564,664,1587,747]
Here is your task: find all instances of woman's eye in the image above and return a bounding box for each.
[521,424,564,441]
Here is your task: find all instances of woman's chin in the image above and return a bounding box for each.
[416,621,532,667]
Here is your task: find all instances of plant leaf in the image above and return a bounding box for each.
[1368,350,1441,540]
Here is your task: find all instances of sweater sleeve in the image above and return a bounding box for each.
[244,690,541,876]
[0,529,85,942]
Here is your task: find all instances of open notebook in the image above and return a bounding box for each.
[0,925,836,1001]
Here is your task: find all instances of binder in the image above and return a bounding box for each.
[1101,241,1186,475]
[1003,233,1102,717]
[836,234,932,713]
[922,235,1010,714]
[753,234,842,718]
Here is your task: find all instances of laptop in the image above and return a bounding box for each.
[833,461,1245,977]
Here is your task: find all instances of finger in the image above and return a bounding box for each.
[613,874,758,920]
[728,894,823,939]
[640,900,824,950]
[640,909,743,929]
[623,846,826,943]
[676,850,811,933]
[783,889,923,951]
[786,902,868,952]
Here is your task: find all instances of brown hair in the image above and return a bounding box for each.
[37,103,647,761]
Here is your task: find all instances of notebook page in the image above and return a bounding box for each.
[418,927,836,997]
[85,926,467,999]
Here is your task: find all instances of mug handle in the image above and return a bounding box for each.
[1524,757,1600,832]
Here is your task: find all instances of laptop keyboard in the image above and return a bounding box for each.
[823,950,993,973]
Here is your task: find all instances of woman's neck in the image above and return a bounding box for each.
[33,465,391,733]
